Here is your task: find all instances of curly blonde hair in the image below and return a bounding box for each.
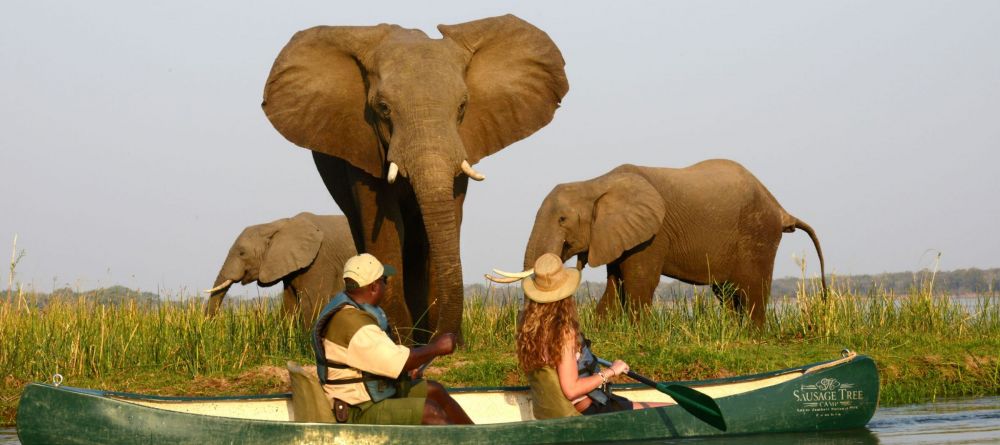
[516,297,580,372]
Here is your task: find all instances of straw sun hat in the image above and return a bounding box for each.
[518,253,581,304]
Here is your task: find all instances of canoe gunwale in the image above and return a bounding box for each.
[44,354,851,404]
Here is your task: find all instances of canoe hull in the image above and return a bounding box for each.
[17,355,879,444]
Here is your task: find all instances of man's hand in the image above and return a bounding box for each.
[408,366,424,380]
[401,332,459,375]
[430,333,457,356]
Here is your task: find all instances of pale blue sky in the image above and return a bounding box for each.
[2,1,998,297]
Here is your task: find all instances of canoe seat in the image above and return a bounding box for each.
[287,361,336,423]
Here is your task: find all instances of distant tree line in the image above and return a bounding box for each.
[470,267,1000,301]
[766,267,1000,298]
[4,285,160,306]
[6,267,997,306]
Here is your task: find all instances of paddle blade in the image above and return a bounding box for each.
[657,383,727,431]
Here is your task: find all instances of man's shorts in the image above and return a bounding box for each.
[349,380,428,425]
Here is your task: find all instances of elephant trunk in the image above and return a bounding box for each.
[523,222,565,270]
[205,273,235,317]
[205,254,245,317]
[410,159,465,339]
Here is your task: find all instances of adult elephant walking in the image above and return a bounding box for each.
[262,15,568,341]
[495,160,826,327]
[204,213,356,323]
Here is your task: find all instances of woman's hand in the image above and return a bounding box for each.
[609,359,629,377]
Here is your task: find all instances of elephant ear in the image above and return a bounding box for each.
[438,15,569,164]
[259,216,324,284]
[262,25,396,178]
[588,173,667,267]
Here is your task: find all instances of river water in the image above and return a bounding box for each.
[1,396,996,444]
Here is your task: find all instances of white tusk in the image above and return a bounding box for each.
[492,268,534,279]
[387,162,399,184]
[485,274,522,284]
[461,160,485,181]
[204,279,233,294]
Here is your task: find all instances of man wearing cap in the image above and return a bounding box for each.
[311,253,473,425]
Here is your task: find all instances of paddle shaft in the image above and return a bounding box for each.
[414,356,436,379]
[596,357,726,431]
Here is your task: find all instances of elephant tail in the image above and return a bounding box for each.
[785,216,828,300]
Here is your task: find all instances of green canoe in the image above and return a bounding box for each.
[16,352,878,444]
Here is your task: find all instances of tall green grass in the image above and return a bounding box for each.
[2,278,998,426]
[462,278,999,355]
[458,278,998,401]
[0,291,312,383]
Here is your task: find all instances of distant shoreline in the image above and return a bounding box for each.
[4,267,998,302]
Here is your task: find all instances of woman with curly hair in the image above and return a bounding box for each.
[511,253,666,419]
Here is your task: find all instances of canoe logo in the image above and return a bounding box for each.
[793,378,864,417]
[812,378,842,391]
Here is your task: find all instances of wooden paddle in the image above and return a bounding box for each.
[596,357,726,431]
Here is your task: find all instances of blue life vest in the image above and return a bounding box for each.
[312,293,398,402]
[577,334,611,405]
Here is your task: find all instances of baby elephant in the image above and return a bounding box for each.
[509,160,825,327]
[204,212,357,323]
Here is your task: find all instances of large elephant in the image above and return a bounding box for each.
[261,15,568,342]
[204,212,357,323]
[509,160,826,327]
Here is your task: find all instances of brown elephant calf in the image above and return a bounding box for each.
[500,160,826,327]
[204,212,357,323]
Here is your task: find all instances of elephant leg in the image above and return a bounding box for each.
[288,265,339,326]
[617,243,661,317]
[349,171,411,334]
[298,289,324,325]
[401,210,431,343]
[314,153,366,252]
[313,154,413,333]
[281,284,298,318]
[742,273,773,329]
[720,273,772,329]
[711,282,742,313]
[748,277,772,328]
[596,262,624,317]
[734,245,779,329]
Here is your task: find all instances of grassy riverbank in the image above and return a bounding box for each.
[2,281,998,426]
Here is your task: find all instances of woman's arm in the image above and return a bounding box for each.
[555,332,628,400]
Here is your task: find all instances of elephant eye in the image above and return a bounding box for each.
[558,216,567,224]
[376,101,391,119]
[457,101,466,122]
